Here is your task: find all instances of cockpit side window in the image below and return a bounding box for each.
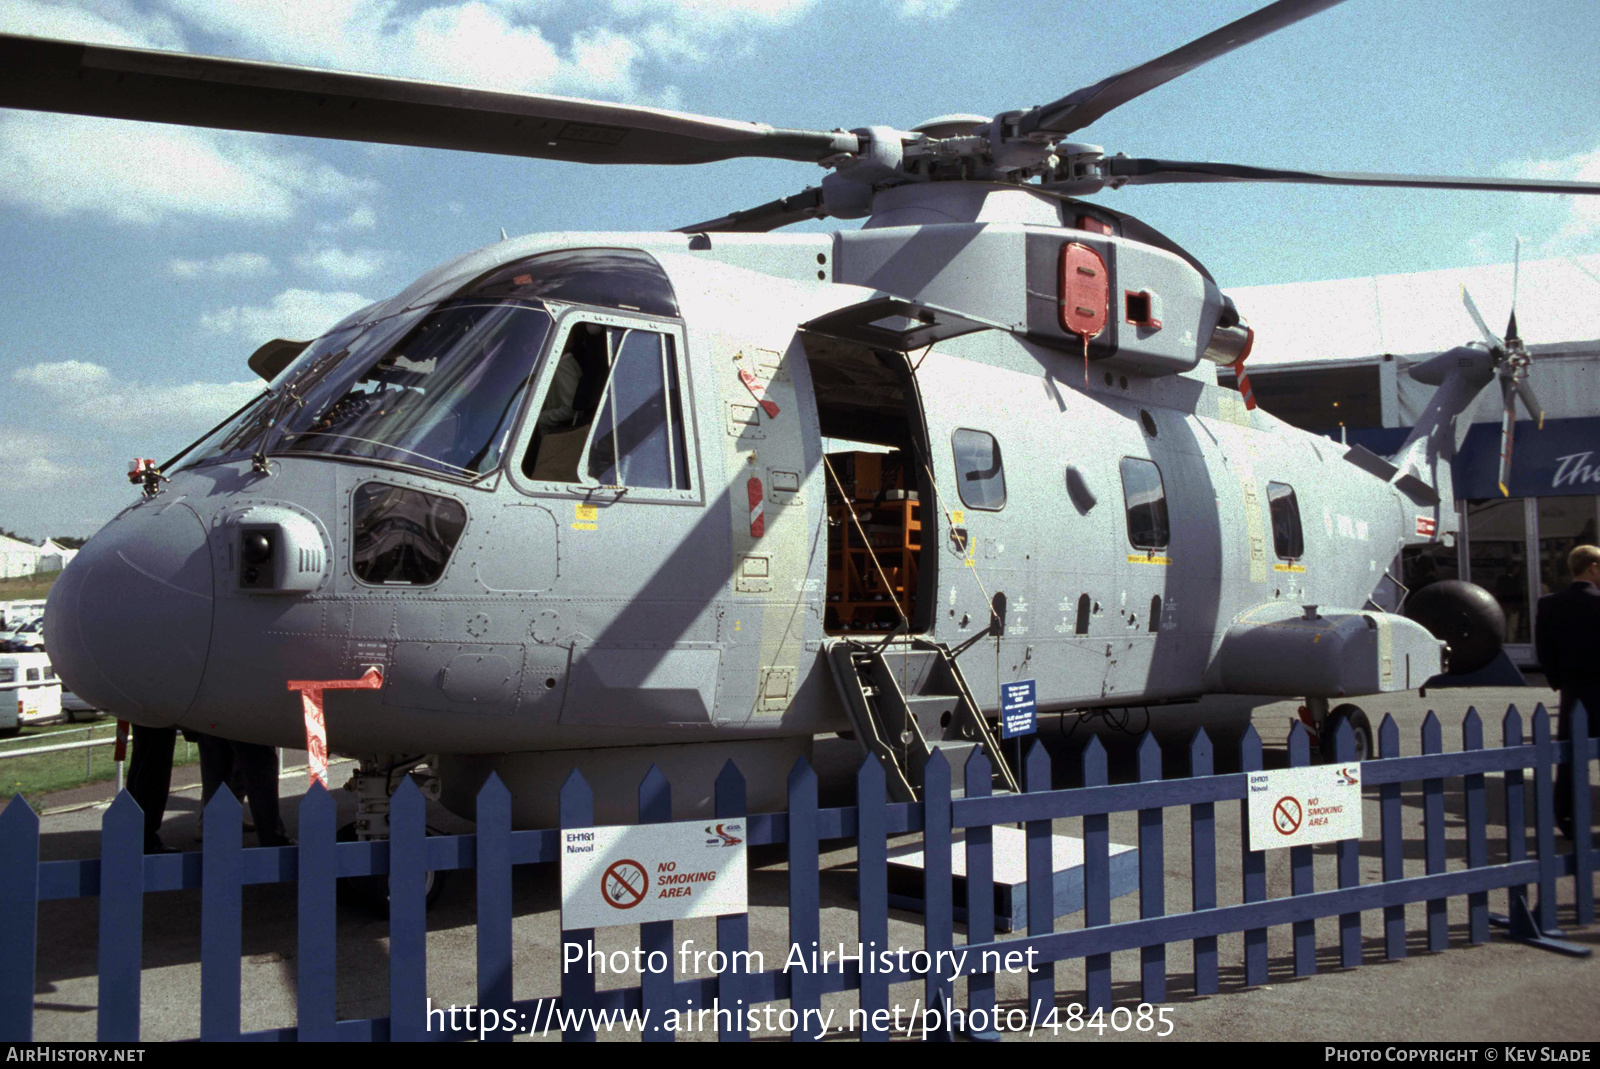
[524,322,612,483]
[1267,481,1304,560]
[522,321,692,492]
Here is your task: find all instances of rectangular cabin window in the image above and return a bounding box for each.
[0,668,13,684]
[523,322,691,491]
[1267,480,1304,560]
[952,428,1006,511]
[1120,456,1170,550]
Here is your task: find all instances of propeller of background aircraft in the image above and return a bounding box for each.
[1460,238,1545,497]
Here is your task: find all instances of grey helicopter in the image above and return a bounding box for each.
[8,0,1599,837]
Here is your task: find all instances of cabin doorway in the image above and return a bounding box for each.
[801,335,935,636]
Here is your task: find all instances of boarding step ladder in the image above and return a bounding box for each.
[825,638,1021,802]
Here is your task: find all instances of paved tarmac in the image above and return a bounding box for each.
[18,682,1600,1043]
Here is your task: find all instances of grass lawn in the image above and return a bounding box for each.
[0,718,201,803]
[0,570,61,604]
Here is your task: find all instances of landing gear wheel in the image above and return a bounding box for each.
[1321,704,1376,763]
[336,822,449,917]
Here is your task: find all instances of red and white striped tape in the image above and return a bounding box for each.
[748,476,765,538]
[286,666,384,787]
[739,368,780,419]
[1231,326,1258,411]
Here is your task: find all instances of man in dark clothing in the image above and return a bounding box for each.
[1534,543,1600,838]
[196,734,291,847]
[124,723,176,853]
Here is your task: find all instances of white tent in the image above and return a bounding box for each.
[1226,253,1600,368]
[0,534,43,579]
[1224,253,1600,428]
[37,539,78,573]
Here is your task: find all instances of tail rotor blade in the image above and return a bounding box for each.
[1506,235,1523,343]
[1497,375,1516,496]
[1515,376,1545,430]
[1461,286,1502,348]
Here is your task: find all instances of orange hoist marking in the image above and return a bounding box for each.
[739,368,780,418]
[748,476,765,538]
[286,666,384,786]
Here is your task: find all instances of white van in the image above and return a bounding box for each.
[0,651,62,729]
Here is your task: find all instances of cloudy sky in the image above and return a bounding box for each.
[1,0,1597,539]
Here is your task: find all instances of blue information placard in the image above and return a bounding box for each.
[1001,679,1037,739]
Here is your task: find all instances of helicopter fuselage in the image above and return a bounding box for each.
[46,192,1452,823]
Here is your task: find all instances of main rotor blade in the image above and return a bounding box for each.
[1460,286,1502,349]
[0,33,858,166]
[1020,0,1347,137]
[676,187,826,233]
[1098,157,1600,197]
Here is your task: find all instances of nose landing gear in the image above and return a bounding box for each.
[1300,698,1377,763]
[338,754,450,916]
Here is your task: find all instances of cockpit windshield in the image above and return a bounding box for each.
[177,299,553,481]
[276,299,551,478]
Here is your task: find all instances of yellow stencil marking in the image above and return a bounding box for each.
[1126,554,1172,566]
[1273,563,1306,573]
[1377,614,1393,689]
[571,502,597,531]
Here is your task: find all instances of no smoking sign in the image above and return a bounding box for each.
[602,860,649,909]
[1247,765,1363,851]
[1272,796,1303,835]
[561,820,747,930]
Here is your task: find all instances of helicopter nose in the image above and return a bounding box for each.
[45,499,213,725]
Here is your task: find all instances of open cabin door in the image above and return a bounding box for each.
[798,317,946,637]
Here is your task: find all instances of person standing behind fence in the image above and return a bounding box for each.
[124,723,177,853]
[195,733,291,847]
[1534,543,1600,838]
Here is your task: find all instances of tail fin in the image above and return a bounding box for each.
[1385,344,1496,540]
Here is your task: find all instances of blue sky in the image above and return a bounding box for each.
[1,0,1597,538]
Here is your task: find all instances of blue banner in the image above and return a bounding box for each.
[1347,415,1600,500]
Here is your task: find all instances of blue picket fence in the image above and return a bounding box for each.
[1,703,1596,1042]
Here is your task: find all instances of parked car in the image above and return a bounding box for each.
[61,689,103,722]
[0,617,45,647]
